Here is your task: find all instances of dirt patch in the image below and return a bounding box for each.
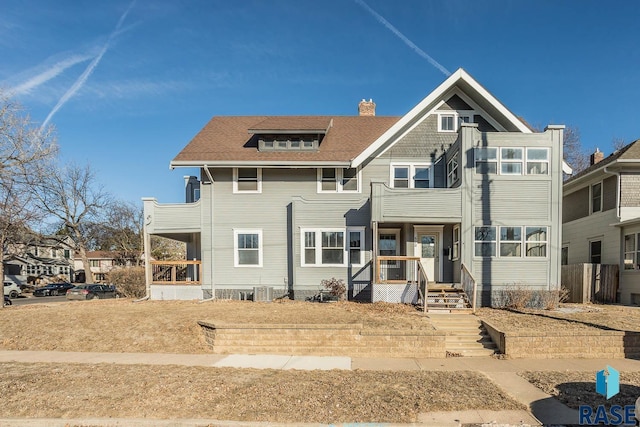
[519,371,640,409]
[475,303,640,333]
[0,299,432,353]
[0,362,524,423]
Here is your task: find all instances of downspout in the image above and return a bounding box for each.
[199,165,216,303]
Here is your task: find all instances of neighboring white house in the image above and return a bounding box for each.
[562,140,640,305]
[143,68,566,306]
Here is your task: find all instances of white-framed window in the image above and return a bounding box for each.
[452,225,460,260]
[301,228,346,266]
[437,111,473,132]
[317,168,360,193]
[390,164,431,189]
[447,153,459,187]
[438,112,457,132]
[525,227,548,257]
[233,168,262,193]
[474,225,548,258]
[348,227,365,267]
[474,226,496,257]
[591,182,602,214]
[499,226,522,257]
[234,229,263,267]
[500,148,523,175]
[526,148,549,175]
[623,233,640,270]
[475,148,498,174]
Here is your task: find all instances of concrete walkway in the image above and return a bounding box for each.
[3,350,640,426]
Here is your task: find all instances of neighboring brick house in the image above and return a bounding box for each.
[3,236,74,285]
[562,140,640,304]
[143,68,567,306]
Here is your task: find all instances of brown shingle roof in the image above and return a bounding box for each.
[565,139,640,184]
[172,115,401,164]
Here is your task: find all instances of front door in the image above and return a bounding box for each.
[417,232,438,282]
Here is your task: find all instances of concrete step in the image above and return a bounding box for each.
[447,347,497,357]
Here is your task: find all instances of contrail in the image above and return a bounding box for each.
[9,53,94,95]
[354,0,450,77]
[41,0,136,130]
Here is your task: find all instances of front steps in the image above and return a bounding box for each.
[428,313,497,357]
[425,285,472,313]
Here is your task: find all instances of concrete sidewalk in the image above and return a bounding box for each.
[3,350,640,426]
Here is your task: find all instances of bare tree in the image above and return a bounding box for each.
[28,163,110,283]
[0,92,57,305]
[150,236,186,261]
[612,137,627,152]
[95,201,144,265]
[562,126,589,176]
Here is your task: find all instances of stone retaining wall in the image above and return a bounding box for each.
[198,322,446,358]
[482,320,640,359]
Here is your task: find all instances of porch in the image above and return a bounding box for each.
[373,255,478,311]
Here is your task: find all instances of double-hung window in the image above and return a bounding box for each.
[301,229,347,266]
[525,227,547,257]
[390,164,431,189]
[526,148,549,175]
[452,225,460,260]
[499,226,522,257]
[317,168,360,193]
[624,233,640,270]
[234,229,263,267]
[591,182,602,213]
[438,113,456,132]
[590,240,602,264]
[474,226,496,257]
[447,154,459,187]
[233,168,262,193]
[500,148,523,175]
[348,227,365,266]
[475,148,498,174]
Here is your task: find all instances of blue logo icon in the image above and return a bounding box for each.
[596,365,620,399]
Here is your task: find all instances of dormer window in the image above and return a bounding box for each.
[258,134,321,151]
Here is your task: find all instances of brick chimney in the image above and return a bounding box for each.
[590,148,604,165]
[358,99,376,116]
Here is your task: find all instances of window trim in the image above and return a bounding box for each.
[623,233,640,270]
[300,228,347,267]
[474,147,498,174]
[389,163,433,189]
[589,239,602,264]
[500,147,524,176]
[524,226,548,258]
[474,226,497,258]
[316,168,361,193]
[233,168,262,194]
[437,110,474,132]
[474,146,551,176]
[233,229,263,268]
[499,226,523,257]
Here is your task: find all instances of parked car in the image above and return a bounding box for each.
[66,284,117,300]
[3,282,22,299]
[33,283,75,297]
[3,295,11,306]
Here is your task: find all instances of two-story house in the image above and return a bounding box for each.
[143,69,566,306]
[3,235,75,285]
[73,251,134,283]
[562,140,640,305]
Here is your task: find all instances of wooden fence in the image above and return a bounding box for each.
[561,263,618,303]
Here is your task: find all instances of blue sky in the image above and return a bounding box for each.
[1,0,639,204]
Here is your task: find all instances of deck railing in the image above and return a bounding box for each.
[151,260,202,285]
[374,256,428,305]
[461,263,478,313]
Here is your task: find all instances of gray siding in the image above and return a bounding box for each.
[383,115,457,162]
[473,180,551,221]
[563,187,590,223]
[621,173,640,207]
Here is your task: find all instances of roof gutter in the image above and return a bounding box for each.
[170,160,351,169]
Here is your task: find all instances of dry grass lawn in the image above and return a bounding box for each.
[2,299,638,423]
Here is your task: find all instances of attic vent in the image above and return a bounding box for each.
[258,135,321,151]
